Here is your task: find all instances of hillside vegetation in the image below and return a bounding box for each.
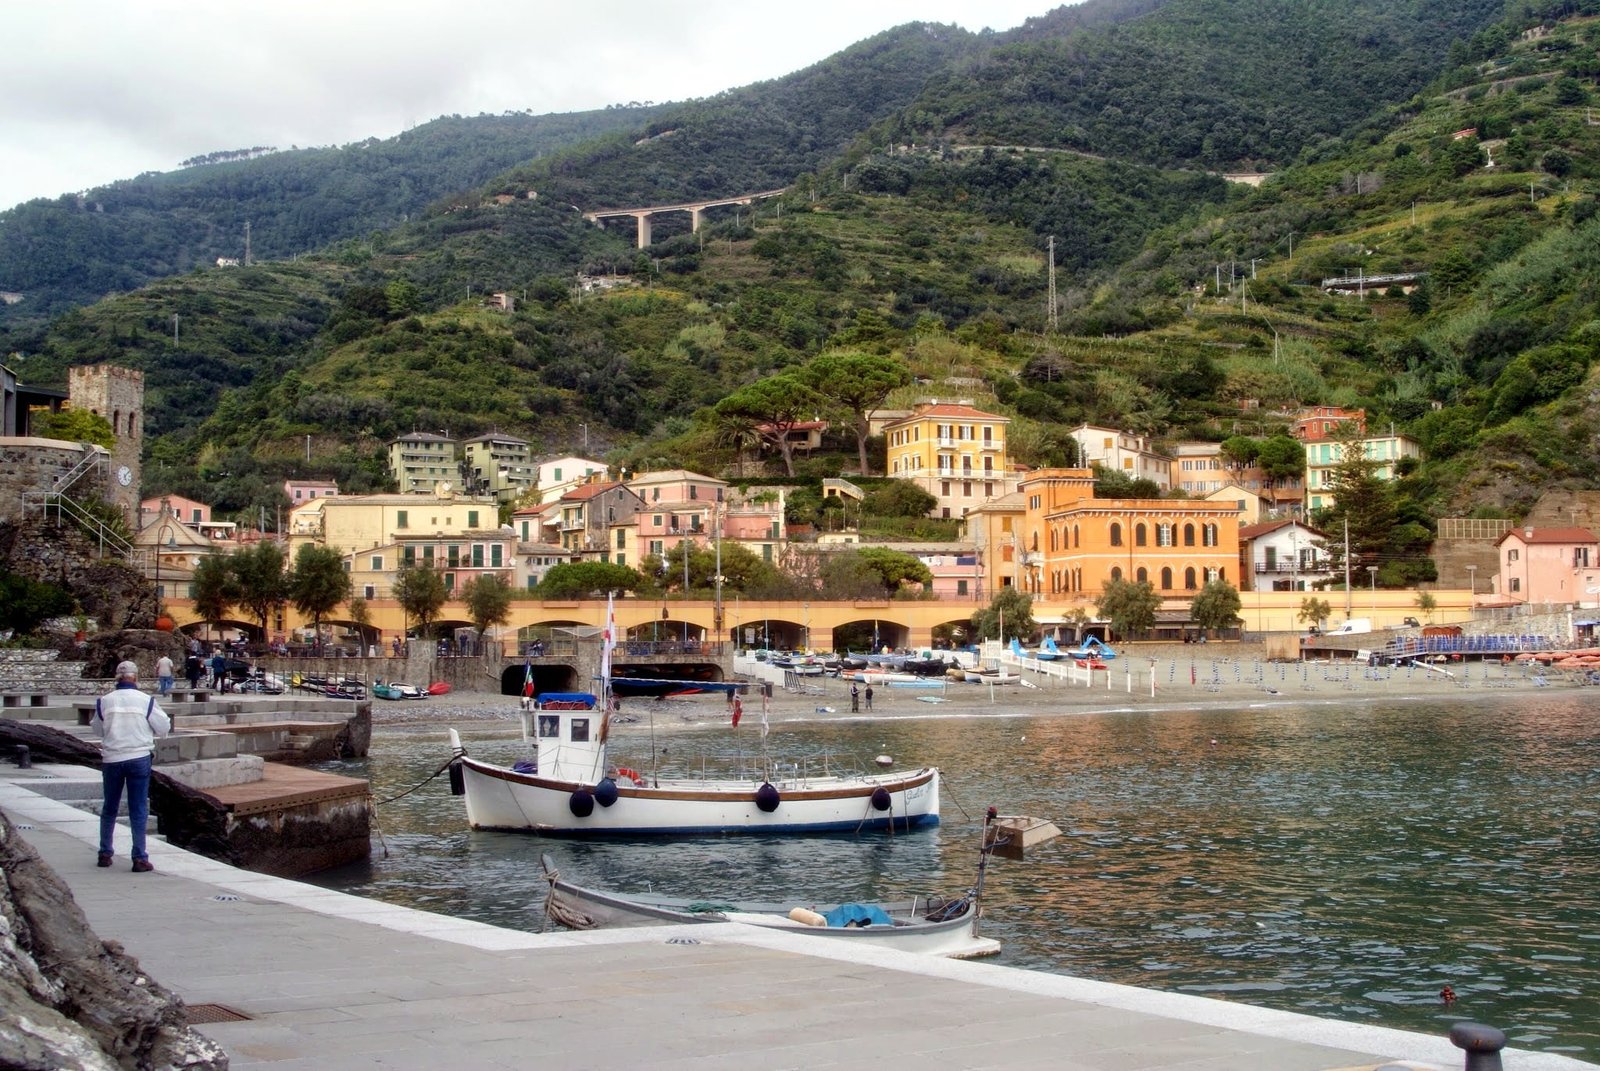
[10,0,1600,541]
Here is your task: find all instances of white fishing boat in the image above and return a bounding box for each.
[447,691,940,835]
[538,811,1061,958]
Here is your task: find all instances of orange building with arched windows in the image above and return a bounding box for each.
[1019,469,1241,600]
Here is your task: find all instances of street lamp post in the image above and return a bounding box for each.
[1367,565,1378,613]
[1466,564,1477,601]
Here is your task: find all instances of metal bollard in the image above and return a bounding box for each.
[1450,1022,1507,1071]
[14,745,30,769]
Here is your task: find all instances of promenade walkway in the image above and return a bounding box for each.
[2,774,1591,1071]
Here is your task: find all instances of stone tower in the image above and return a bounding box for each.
[67,364,144,518]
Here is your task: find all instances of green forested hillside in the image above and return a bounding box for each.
[0,107,665,329]
[11,2,1600,540]
[892,0,1508,169]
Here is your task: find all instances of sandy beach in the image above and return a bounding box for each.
[380,641,1580,732]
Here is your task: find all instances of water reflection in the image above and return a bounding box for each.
[313,695,1600,1060]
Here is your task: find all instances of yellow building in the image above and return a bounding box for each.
[961,492,1026,597]
[1021,469,1241,598]
[288,490,501,559]
[883,402,1017,519]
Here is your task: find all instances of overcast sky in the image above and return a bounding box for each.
[1,0,1059,213]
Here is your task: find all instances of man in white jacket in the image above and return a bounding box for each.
[91,660,171,872]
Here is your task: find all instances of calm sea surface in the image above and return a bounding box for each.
[310,694,1600,1061]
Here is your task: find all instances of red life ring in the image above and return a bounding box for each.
[615,766,646,786]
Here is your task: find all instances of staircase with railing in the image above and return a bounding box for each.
[20,490,144,571]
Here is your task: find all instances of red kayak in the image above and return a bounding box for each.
[428,681,452,695]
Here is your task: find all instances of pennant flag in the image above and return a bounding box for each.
[600,592,617,683]
[522,659,534,697]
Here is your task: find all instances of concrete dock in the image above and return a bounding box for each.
[1,773,1593,1071]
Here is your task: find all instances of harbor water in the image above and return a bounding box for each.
[311,693,1600,1061]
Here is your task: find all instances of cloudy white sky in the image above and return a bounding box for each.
[2,0,1058,213]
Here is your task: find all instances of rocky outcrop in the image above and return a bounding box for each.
[0,811,228,1070]
[0,518,156,632]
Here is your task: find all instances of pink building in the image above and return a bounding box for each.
[1494,526,1600,604]
[284,479,339,504]
[138,494,210,528]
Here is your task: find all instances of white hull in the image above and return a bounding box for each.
[455,756,940,835]
[542,865,996,958]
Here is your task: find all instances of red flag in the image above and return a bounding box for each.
[731,696,743,727]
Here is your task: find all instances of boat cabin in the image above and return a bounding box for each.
[520,693,608,783]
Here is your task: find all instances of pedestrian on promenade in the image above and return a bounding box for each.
[850,683,860,712]
[154,654,174,696]
[90,661,170,873]
[209,650,226,689]
[184,652,203,691]
[864,685,874,711]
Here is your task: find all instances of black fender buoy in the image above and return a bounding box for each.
[594,778,619,808]
[569,788,595,817]
[870,786,892,811]
[755,782,781,813]
[447,761,465,796]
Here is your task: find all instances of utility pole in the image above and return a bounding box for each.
[1046,236,1058,331]
[172,314,179,344]
[244,221,252,266]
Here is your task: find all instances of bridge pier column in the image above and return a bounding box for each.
[635,213,652,249]
[690,207,704,232]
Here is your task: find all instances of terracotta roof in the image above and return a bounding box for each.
[560,481,623,502]
[1496,526,1599,546]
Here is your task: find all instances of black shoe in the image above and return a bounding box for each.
[131,859,154,873]
[97,851,113,868]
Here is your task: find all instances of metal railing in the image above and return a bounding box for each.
[52,443,104,494]
[21,491,141,566]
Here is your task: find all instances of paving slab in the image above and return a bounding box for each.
[1,777,1593,1071]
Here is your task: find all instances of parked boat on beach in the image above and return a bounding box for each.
[447,690,940,836]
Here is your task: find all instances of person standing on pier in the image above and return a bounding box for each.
[864,685,874,711]
[155,653,174,697]
[91,661,171,873]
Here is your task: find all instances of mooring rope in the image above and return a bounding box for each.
[371,750,462,807]
[540,864,599,932]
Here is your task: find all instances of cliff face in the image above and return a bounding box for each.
[0,811,228,1070]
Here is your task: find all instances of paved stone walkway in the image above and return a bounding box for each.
[2,772,1593,1071]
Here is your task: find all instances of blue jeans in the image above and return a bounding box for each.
[100,754,153,860]
[158,675,173,696]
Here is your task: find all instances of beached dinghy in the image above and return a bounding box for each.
[447,690,939,836]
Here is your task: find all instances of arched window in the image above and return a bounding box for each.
[1135,523,1147,547]
[1161,567,1173,589]
[1032,532,1039,551]
[1136,567,1148,584]
[1111,566,1123,581]
[1049,528,1058,552]
[1185,566,1198,590]
[1203,523,1218,547]
[1158,524,1173,547]
[1074,567,1083,592]
[1110,523,1122,547]
[1073,525,1080,548]
[1183,524,1196,547]
[1216,566,1226,583]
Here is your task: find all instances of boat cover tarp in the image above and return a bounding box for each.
[823,903,894,928]
[536,692,597,707]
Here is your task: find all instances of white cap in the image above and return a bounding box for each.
[115,660,139,679]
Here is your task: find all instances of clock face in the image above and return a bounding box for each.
[116,465,132,487]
